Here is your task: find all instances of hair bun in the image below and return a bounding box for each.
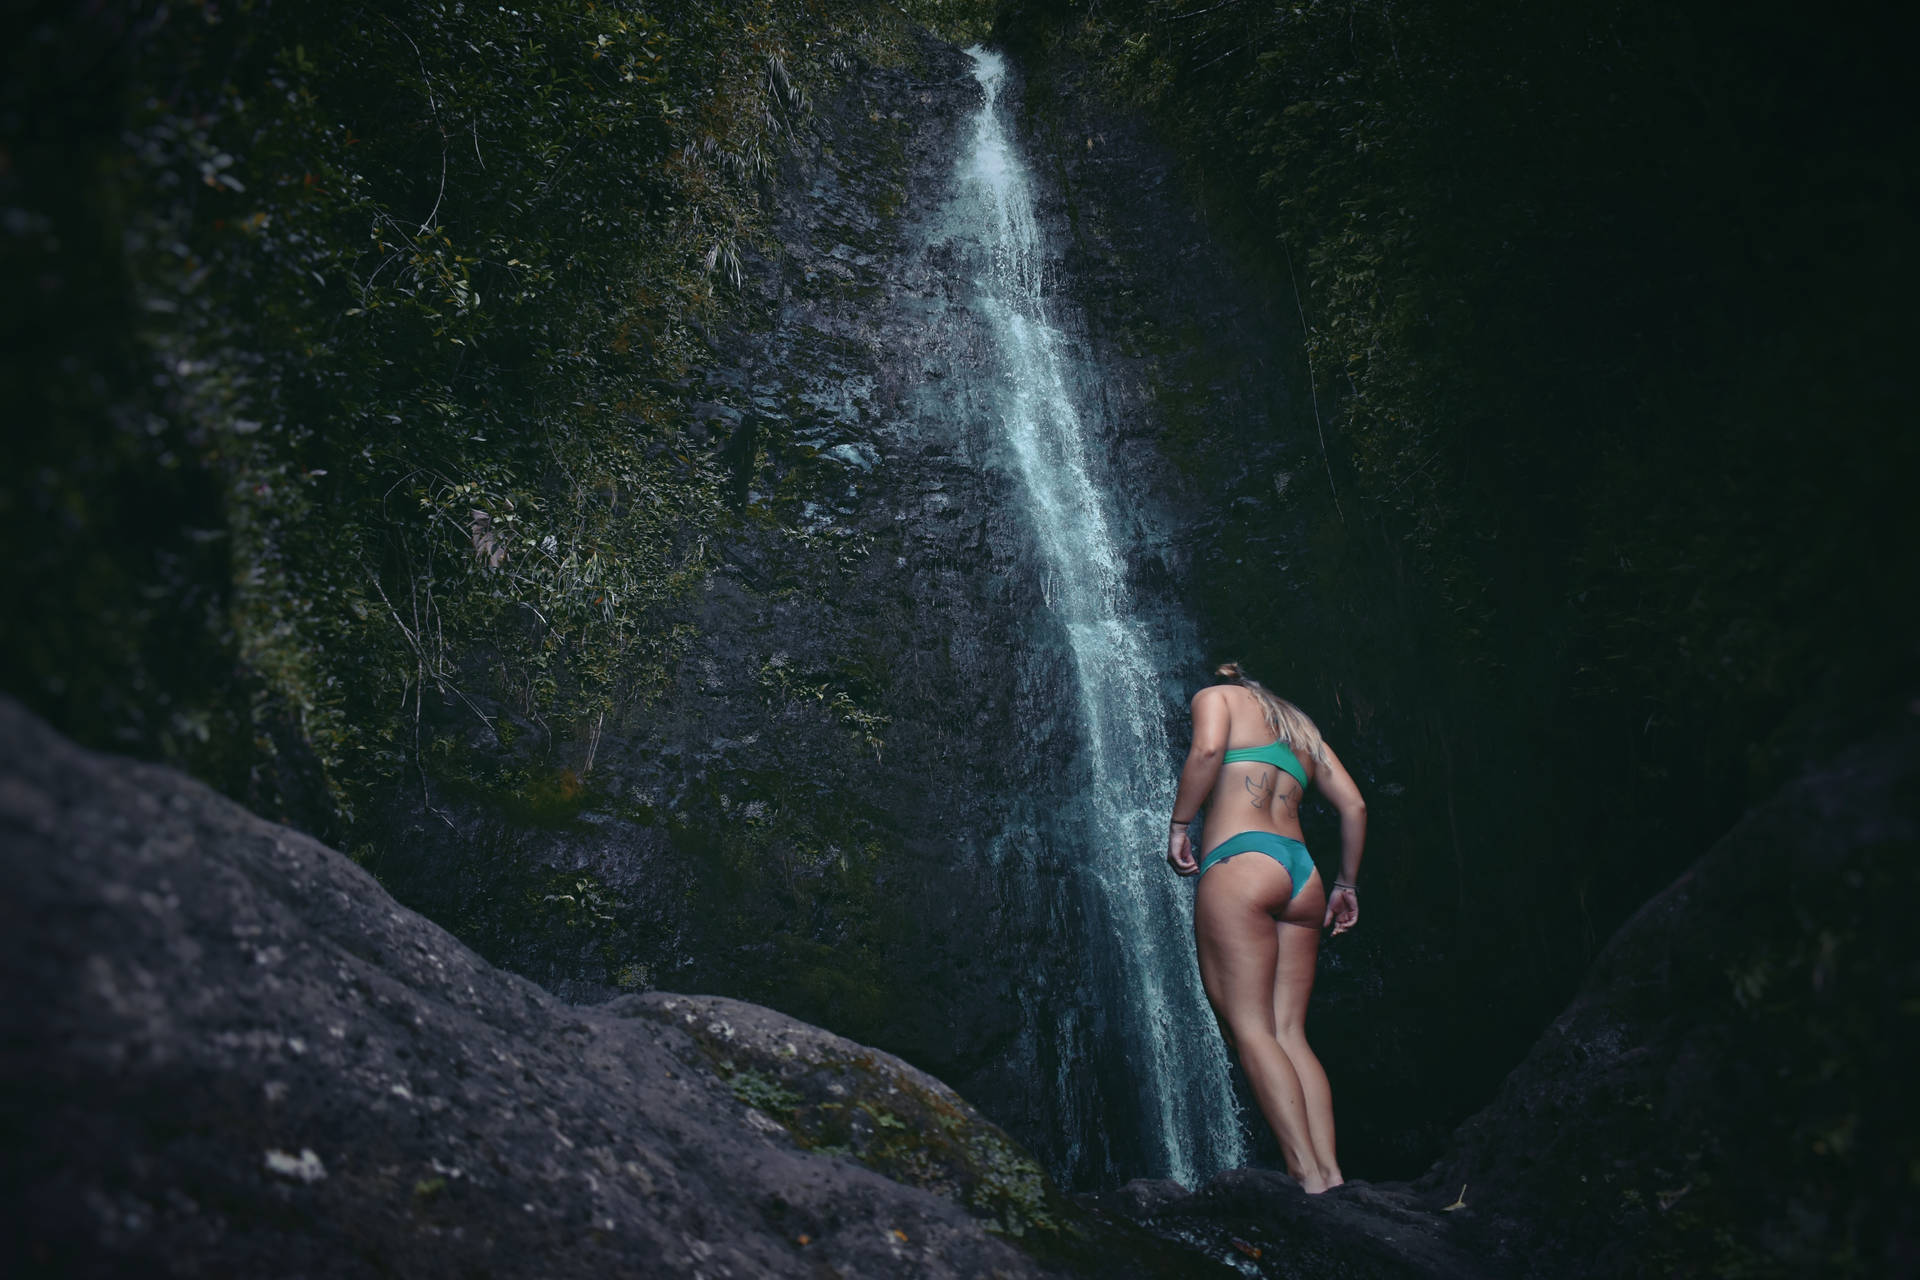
[1214,661,1244,682]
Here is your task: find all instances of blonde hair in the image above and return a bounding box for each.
[1214,661,1329,769]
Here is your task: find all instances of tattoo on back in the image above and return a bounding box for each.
[1244,771,1274,809]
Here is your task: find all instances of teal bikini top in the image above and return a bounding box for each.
[1222,737,1309,790]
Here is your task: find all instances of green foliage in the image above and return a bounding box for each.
[757,651,891,759]
[3,0,940,835]
[896,0,1000,43]
[965,1130,1062,1238]
[531,870,620,928]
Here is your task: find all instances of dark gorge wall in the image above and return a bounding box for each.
[995,0,1920,1179]
[0,0,1225,1185]
[355,31,1041,1089]
[8,0,1916,1235]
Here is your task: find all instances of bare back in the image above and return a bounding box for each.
[1198,685,1312,857]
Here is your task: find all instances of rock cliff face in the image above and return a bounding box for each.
[0,696,1211,1278]
[355,28,1306,1184]
[360,33,1047,1113]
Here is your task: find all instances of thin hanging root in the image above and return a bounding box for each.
[1441,1184,1468,1212]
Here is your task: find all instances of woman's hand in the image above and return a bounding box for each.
[1324,884,1358,934]
[1167,824,1198,876]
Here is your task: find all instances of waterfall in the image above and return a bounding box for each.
[956,46,1246,1187]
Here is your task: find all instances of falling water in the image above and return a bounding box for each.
[958,46,1245,1186]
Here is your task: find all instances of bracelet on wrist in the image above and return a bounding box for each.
[1334,880,1357,891]
[1169,818,1191,828]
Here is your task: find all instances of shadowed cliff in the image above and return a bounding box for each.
[5,0,1914,1260]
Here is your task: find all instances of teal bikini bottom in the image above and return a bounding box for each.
[1198,830,1316,891]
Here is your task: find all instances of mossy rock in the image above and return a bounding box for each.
[612,993,1224,1275]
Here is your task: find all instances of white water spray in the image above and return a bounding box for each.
[959,46,1245,1186]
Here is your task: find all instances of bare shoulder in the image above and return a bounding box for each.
[1190,684,1231,708]
[1189,685,1237,729]
[1190,684,1242,718]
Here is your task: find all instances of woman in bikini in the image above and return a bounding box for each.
[1166,662,1366,1193]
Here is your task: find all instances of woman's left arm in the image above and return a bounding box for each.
[1167,688,1230,875]
[1312,742,1367,933]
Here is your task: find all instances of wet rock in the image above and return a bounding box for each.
[1090,1171,1482,1280]
[0,696,1216,1278]
[822,441,882,469]
[687,399,745,427]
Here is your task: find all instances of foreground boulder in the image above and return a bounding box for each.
[1413,693,1920,1276]
[0,697,1211,1278]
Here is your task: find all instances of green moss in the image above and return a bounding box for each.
[728,1069,804,1116]
[965,1130,1060,1238]
[502,766,590,826]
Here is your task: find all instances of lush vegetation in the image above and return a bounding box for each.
[2,0,973,836]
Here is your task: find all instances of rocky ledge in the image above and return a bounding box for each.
[3,686,1914,1277]
[0,694,1223,1278]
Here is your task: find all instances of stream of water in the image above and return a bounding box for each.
[958,47,1245,1187]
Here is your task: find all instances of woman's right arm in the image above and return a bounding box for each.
[1313,742,1367,933]
[1167,688,1230,875]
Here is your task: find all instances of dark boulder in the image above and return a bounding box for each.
[1085,1172,1483,1279]
[8,673,1911,1279]
[1413,693,1920,1276]
[0,696,1214,1278]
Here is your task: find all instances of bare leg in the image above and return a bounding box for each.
[1272,873,1341,1186]
[1194,857,1337,1193]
